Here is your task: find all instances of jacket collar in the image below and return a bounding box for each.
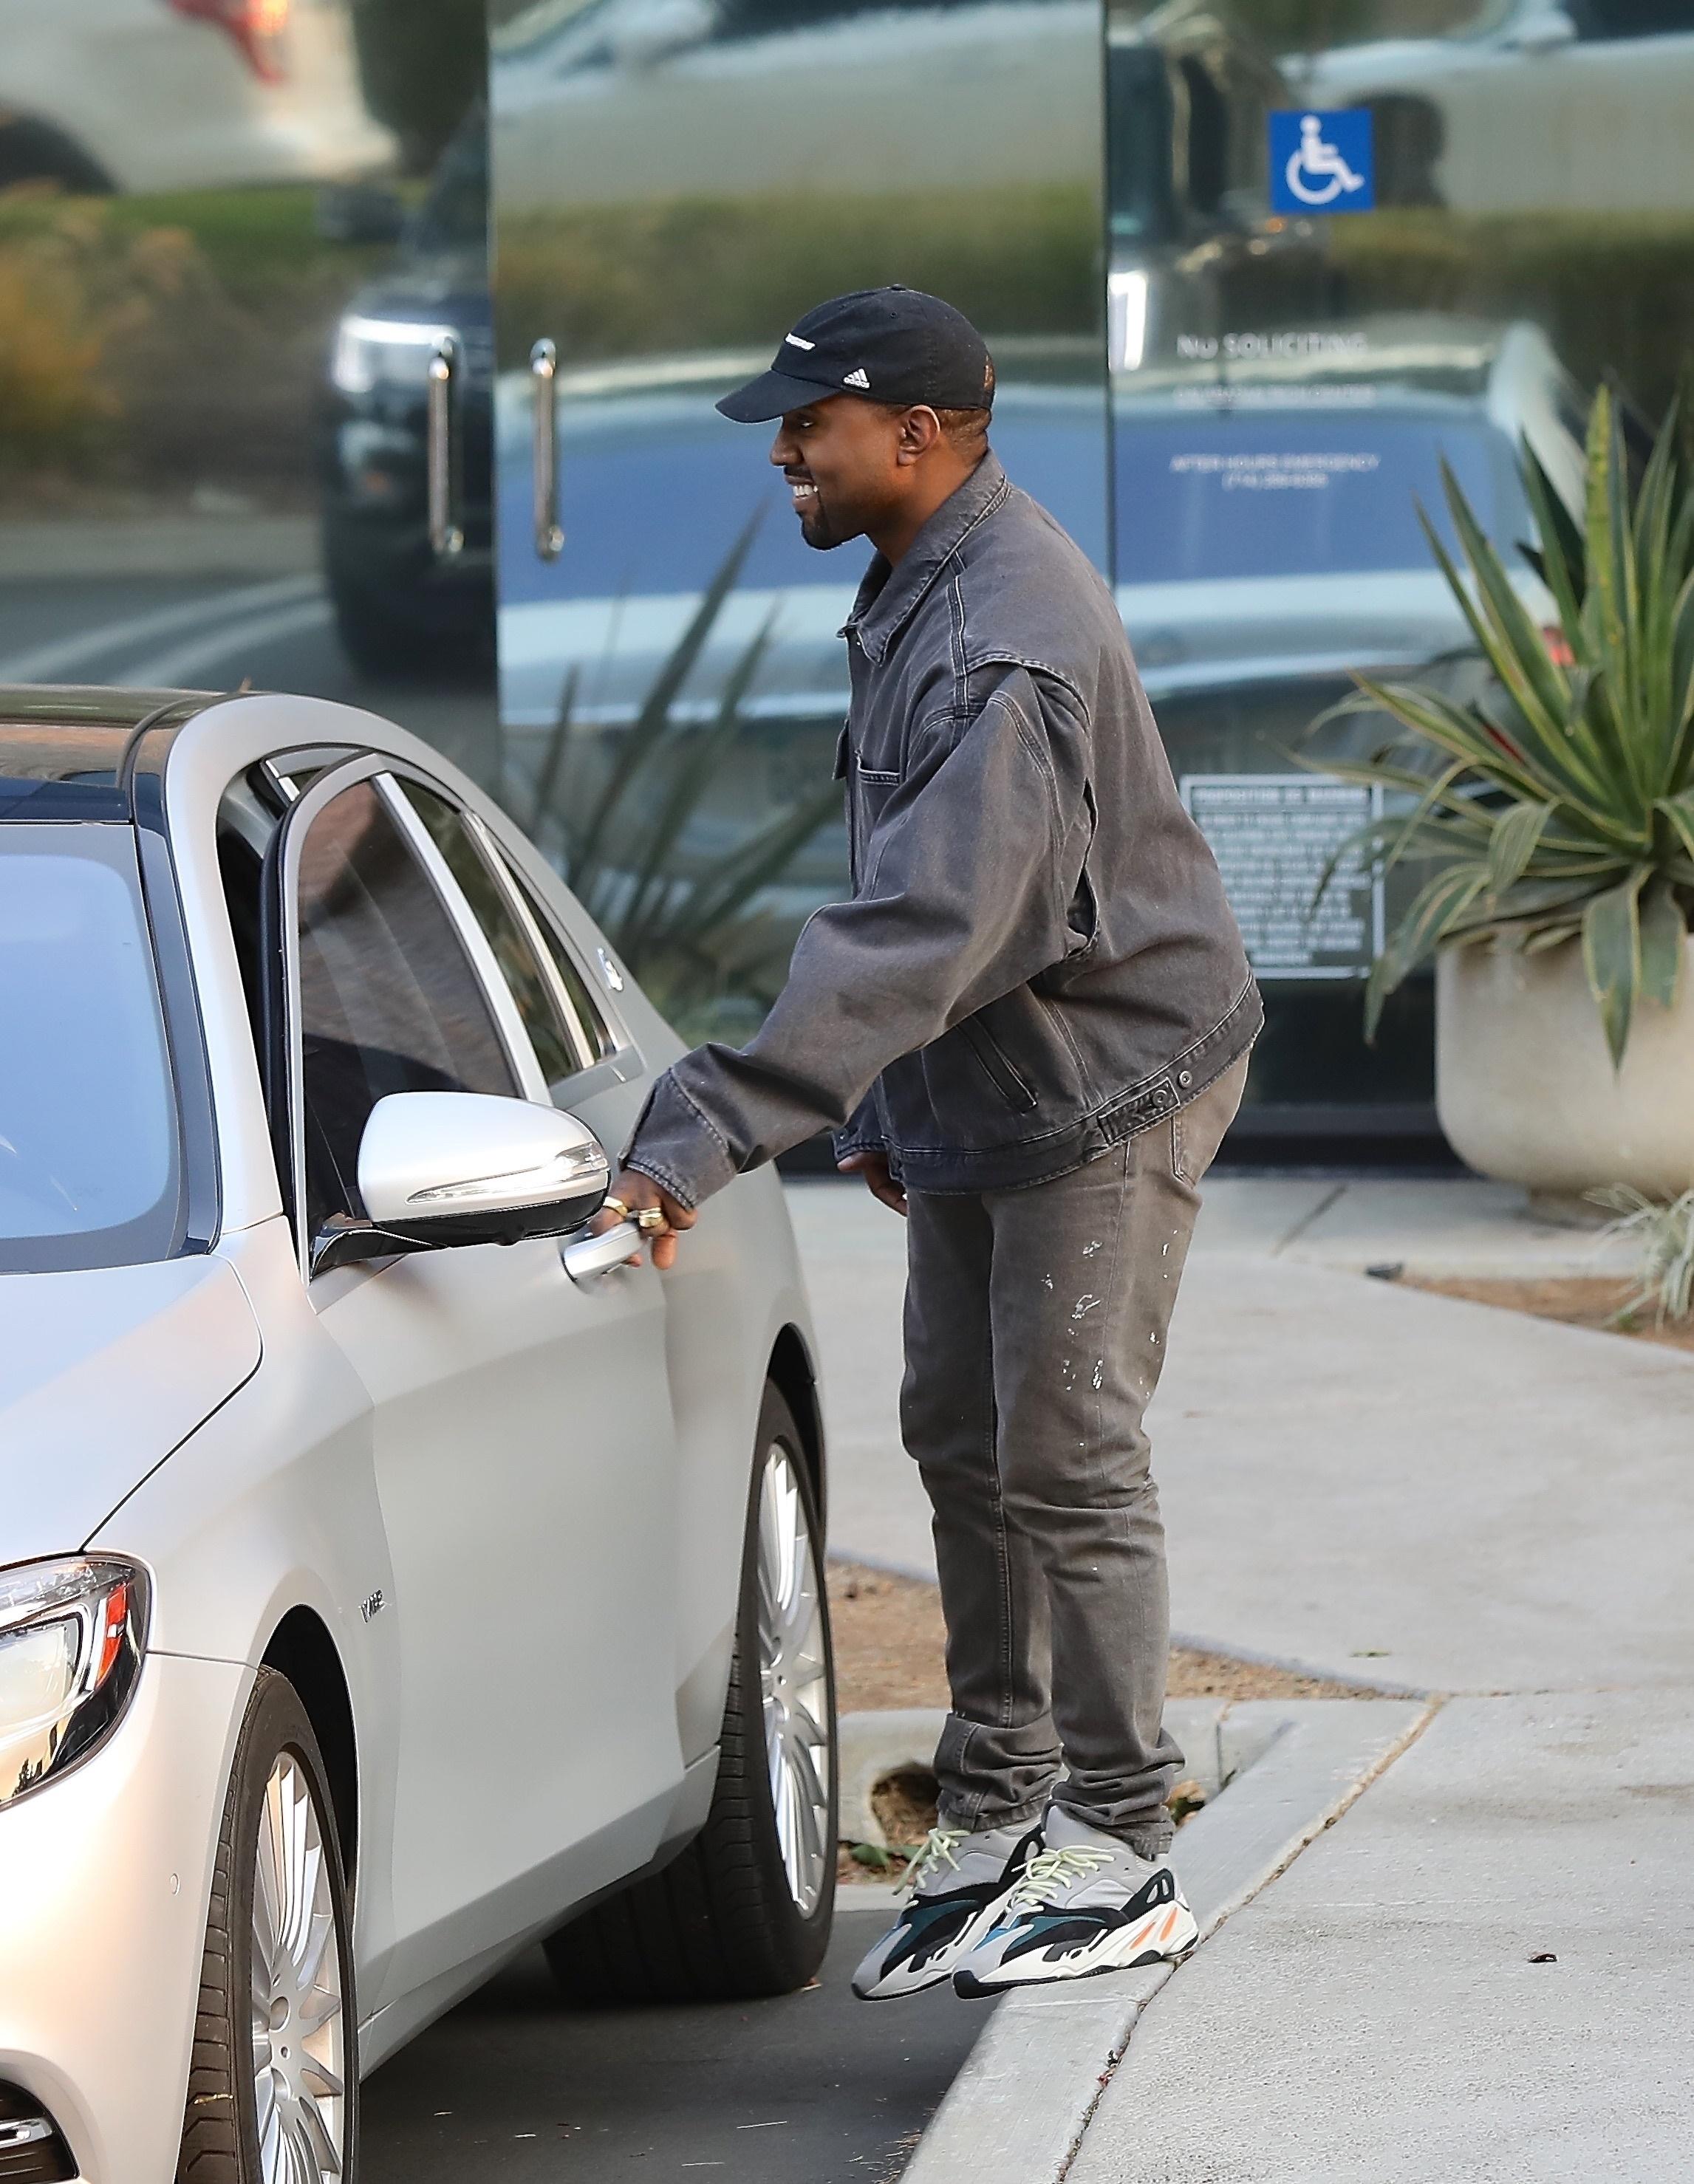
[842,452,1010,662]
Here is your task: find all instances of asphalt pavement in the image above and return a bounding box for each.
[360,1900,984,2183]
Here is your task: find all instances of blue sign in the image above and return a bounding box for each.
[1270,109,1375,215]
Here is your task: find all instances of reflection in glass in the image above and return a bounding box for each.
[1101,0,1694,1129]
[490,0,1110,1040]
[0,0,497,787]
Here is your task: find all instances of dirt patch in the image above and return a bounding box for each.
[1401,1273,1694,1351]
[827,1558,1376,1884]
[828,1559,1378,1714]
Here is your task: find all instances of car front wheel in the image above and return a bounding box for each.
[544,1382,837,2002]
[177,1670,357,2184]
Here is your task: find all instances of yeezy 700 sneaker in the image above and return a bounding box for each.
[850,1821,1042,2000]
[952,1806,1198,1996]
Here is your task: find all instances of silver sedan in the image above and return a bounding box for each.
[0,685,836,2184]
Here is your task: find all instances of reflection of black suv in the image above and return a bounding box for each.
[317,111,493,675]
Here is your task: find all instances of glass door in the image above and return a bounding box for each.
[0,0,497,787]
[1101,0,1685,1140]
[488,0,1112,1047]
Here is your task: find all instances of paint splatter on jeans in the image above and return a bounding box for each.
[900,1056,1247,1852]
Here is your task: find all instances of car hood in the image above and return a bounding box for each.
[0,1256,262,1564]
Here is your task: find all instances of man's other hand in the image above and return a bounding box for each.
[837,1150,907,1216]
[591,1168,697,1270]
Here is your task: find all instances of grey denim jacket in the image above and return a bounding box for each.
[626,452,1261,1206]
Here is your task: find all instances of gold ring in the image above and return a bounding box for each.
[602,1195,630,1222]
[635,1205,669,1235]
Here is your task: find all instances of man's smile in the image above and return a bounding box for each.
[788,474,819,504]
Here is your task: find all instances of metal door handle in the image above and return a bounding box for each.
[427,335,464,557]
[561,1220,639,1283]
[530,338,564,560]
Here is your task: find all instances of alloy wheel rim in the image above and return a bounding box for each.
[250,1750,346,2182]
[756,1442,833,1915]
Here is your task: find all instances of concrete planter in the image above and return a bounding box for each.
[1435,934,1694,1197]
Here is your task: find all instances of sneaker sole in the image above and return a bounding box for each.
[952,1903,1200,1998]
[853,1896,1011,2002]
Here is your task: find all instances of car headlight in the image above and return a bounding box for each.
[331,315,457,396]
[0,1558,149,1810]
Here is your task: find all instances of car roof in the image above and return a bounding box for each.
[0,686,222,822]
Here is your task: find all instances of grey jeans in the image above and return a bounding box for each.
[901,1056,1247,1855]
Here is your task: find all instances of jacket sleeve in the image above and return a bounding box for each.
[623,663,1092,1208]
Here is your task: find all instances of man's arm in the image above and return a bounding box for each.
[621,663,1092,1211]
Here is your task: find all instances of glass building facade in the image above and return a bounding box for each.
[5,0,1692,1139]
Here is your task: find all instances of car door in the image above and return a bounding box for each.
[264,751,683,2007]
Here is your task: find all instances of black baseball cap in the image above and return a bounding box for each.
[716,287,994,423]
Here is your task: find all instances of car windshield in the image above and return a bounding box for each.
[1113,411,1529,583]
[0,828,182,1274]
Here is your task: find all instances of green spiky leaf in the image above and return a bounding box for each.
[1582,868,1648,1069]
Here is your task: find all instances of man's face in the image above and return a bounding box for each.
[768,396,904,552]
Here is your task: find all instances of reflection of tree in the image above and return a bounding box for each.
[522,518,844,1044]
[350,0,487,173]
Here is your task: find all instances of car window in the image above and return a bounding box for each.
[0,828,182,1273]
[397,778,589,1088]
[294,778,518,1240]
[497,851,620,1066]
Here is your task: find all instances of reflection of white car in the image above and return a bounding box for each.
[491,0,1099,204]
[1288,0,1694,214]
[0,686,834,2180]
[0,0,395,192]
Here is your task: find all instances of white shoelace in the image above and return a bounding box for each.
[1000,1843,1116,1915]
[901,1826,971,1897]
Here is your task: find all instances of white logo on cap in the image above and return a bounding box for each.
[784,332,816,351]
[843,366,870,388]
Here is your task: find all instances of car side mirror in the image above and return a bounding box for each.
[354,1092,611,1253]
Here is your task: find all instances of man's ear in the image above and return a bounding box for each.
[893,405,944,467]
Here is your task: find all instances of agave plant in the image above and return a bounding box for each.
[1314,379,1694,1064]
[1591,1184,1694,1326]
[522,515,843,1038]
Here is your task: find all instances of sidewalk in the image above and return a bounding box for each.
[786,1171,1694,2180]
[788,1174,1693,1693]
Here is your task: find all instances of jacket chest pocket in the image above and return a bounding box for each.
[847,750,903,885]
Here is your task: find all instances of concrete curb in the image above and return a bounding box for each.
[901,1697,1434,2184]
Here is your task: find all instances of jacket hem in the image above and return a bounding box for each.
[891,979,1263,1196]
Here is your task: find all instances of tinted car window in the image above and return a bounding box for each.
[397,778,584,1087]
[0,829,182,1273]
[499,854,618,1065]
[296,780,517,1238]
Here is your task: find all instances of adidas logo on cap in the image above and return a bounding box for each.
[843,366,870,388]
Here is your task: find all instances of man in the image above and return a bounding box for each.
[603,287,1260,1998]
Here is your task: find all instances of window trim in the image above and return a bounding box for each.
[262,752,540,1276]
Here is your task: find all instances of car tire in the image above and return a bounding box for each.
[544,1383,837,2004]
[177,1670,358,2184]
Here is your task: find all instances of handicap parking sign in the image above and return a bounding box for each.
[1270,109,1375,215]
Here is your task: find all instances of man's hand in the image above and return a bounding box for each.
[591,1168,697,1270]
[837,1149,906,1216]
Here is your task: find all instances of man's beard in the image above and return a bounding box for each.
[800,498,852,552]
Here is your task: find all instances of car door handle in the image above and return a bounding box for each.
[427,335,464,558]
[561,1220,640,1284]
[530,338,564,561]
